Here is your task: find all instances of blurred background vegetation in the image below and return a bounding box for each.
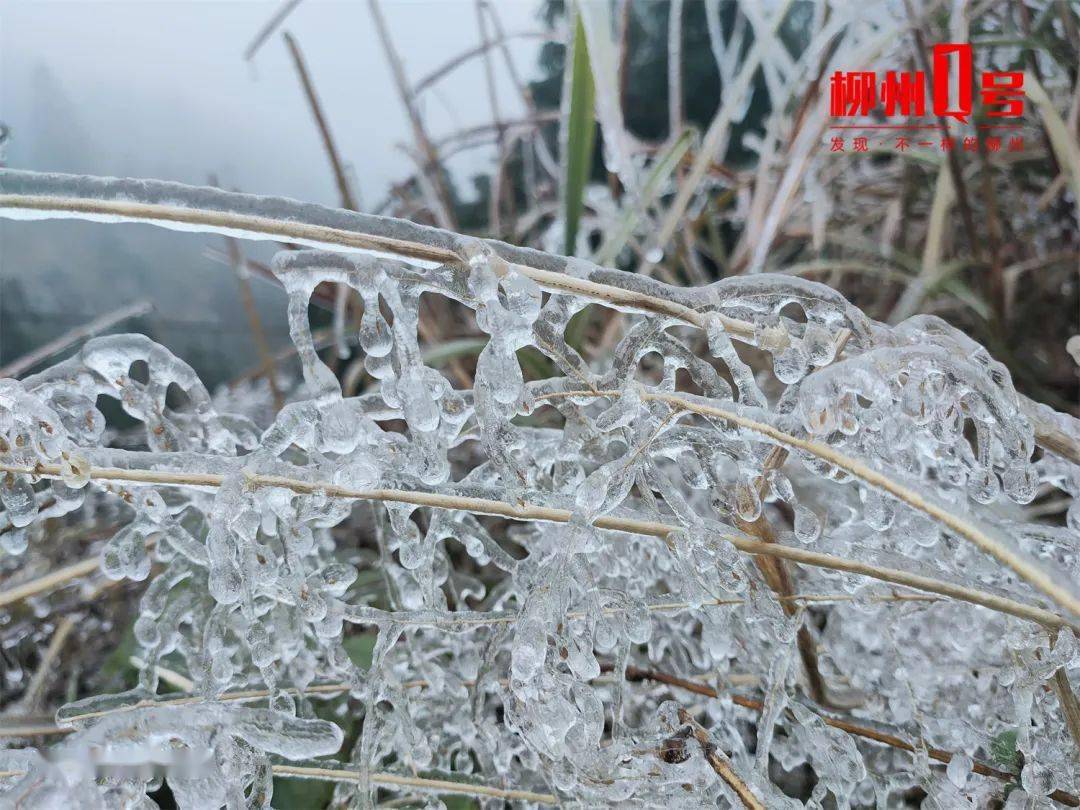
[2,0,1076,413]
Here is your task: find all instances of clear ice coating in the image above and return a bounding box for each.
[0,166,1077,809]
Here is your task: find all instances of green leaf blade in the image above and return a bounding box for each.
[562,11,596,257]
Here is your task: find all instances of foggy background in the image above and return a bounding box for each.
[0,1,544,386]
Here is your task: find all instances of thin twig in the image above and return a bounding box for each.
[0,763,558,805]
[0,171,1075,465]
[280,29,364,366]
[412,31,549,95]
[0,300,152,379]
[0,459,1070,630]
[224,235,284,411]
[243,0,302,61]
[676,707,765,809]
[474,0,507,236]
[274,765,559,804]
[620,665,1079,807]
[282,32,359,213]
[367,0,457,229]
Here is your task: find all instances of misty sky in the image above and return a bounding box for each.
[0,1,546,383]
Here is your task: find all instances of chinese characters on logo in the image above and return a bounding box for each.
[827,43,1025,154]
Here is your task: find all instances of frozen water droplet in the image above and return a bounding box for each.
[1002,464,1037,504]
[793,505,822,543]
[946,753,971,788]
[863,489,894,531]
[773,346,809,384]
[60,454,91,488]
[734,481,762,522]
[1,474,37,528]
[967,467,1000,504]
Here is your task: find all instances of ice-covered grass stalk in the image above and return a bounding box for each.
[1,169,1078,808]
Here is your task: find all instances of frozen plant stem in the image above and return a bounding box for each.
[223,235,284,411]
[676,707,766,809]
[0,300,152,379]
[2,160,1079,805]
[0,765,559,805]
[618,665,1080,807]
[0,170,1074,466]
[540,389,1080,619]
[0,459,1071,631]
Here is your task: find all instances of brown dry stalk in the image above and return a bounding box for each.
[0,460,1071,631]
[624,665,1079,807]
[676,707,766,809]
[223,235,284,411]
[740,442,835,707]
[366,0,457,228]
[271,765,559,804]
[1049,629,1080,759]
[1052,666,1080,761]
[1,184,1072,472]
[736,452,833,705]
[282,32,359,213]
[738,508,833,706]
[0,554,100,610]
[0,763,558,805]
[0,300,152,379]
[545,389,1080,619]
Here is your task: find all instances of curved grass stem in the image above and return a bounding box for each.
[0,170,1074,465]
[0,460,1071,631]
[543,389,1080,620]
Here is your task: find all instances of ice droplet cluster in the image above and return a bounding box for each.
[0,171,1077,808]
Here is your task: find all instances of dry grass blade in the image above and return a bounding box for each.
[0,171,1075,467]
[676,708,766,809]
[243,0,303,61]
[545,389,1080,619]
[0,460,1070,630]
[366,0,457,228]
[0,300,152,379]
[282,31,360,212]
[270,765,560,804]
[0,554,100,610]
[0,764,559,805]
[622,666,1080,807]
[890,164,954,323]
